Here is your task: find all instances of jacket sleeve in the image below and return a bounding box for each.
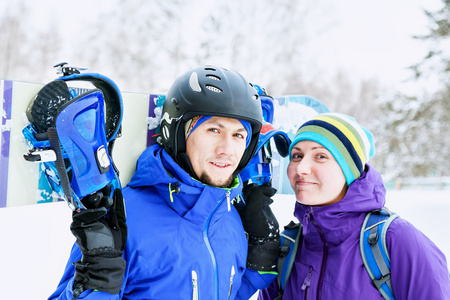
[388,218,450,299]
[257,278,281,300]
[235,268,277,300]
[47,243,123,300]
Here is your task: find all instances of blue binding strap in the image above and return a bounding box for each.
[59,73,123,143]
[55,90,116,199]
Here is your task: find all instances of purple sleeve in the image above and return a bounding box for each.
[387,218,450,299]
[257,278,280,300]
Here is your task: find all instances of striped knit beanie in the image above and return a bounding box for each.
[289,113,375,185]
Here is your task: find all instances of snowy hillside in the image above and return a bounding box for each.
[0,188,449,300]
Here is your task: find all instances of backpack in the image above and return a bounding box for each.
[276,207,399,300]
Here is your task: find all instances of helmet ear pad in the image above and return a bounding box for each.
[167,119,195,176]
[160,117,185,160]
[160,115,200,179]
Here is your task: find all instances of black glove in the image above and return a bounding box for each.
[235,183,280,271]
[70,185,127,298]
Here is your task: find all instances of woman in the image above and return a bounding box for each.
[259,113,450,299]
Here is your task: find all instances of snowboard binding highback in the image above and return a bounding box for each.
[22,63,123,211]
[239,85,291,188]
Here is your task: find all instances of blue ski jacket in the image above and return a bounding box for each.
[49,144,275,300]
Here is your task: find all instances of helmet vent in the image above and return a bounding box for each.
[206,75,221,81]
[189,72,202,92]
[204,67,216,71]
[205,85,222,93]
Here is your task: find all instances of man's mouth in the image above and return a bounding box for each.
[211,162,231,168]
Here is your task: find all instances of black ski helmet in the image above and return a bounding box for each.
[160,65,263,177]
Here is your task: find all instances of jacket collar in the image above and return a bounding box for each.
[293,165,386,244]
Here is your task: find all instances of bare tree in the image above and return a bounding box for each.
[0,1,28,80]
[371,0,450,180]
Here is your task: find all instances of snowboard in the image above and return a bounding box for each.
[0,79,328,207]
[270,95,330,193]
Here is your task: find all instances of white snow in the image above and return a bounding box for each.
[0,189,448,300]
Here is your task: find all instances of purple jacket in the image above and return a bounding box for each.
[259,166,450,299]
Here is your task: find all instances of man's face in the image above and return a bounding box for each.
[186,116,248,188]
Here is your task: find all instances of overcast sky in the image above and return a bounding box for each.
[6,0,445,93]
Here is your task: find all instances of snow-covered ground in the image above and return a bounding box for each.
[0,189,448,299]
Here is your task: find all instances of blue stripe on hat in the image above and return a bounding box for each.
[186,116,252,148]
[240,120,252,148]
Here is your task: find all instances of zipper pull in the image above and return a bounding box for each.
[302,207,313,236]
[169,181,180,203]
[228,265,235,299]
[301,266,314,290]
[192,270,198,300]
[226,191,231,212]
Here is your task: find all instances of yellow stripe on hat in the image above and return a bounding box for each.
[324,114,370,163]
[339,115,372,161]
[315,115,366,164]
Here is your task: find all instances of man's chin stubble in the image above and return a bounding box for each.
[199,172,234,188]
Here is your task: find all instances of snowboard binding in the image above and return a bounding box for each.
[54,62,88,76]
[22,63,123,211]
[239,85,291,187]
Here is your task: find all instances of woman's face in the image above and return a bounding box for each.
[287,140,347,206]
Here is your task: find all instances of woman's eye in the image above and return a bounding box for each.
[209,128,219,133]
[291,153,302,160]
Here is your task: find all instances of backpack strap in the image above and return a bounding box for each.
[276,221,303,299]
[360,207,399,300]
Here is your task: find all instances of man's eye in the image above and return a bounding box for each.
[209,128,219,133]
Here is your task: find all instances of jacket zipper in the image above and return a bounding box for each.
[302,207,313,236]
[227,265,235,299]
[203,190,230,300]
[311,213,328,300]
[301,266,314,300]
[192,270,198,300]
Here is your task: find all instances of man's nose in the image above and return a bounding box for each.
[216,135,234,156]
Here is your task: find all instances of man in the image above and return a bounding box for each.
[49,65,279,299]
